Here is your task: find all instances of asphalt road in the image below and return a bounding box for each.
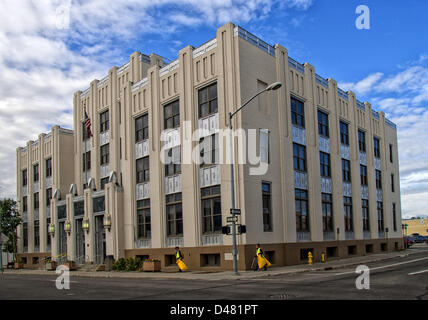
[1,246,427,300]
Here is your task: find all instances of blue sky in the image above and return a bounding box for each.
[0,0,427,218]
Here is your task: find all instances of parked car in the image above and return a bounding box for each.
[411,233,426,243]
[404,236,414,247]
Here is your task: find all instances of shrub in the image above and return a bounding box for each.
[125,257,142,271]
[112,258,126,271]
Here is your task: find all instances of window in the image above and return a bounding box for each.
[165,146,181,177]
[322,193,333,232]
[373,137,381,158]
[137,199,151,238]
[22,169,27,186]
[295,189,309,232]
[135,114,149,142]
[47,218,51,246]
[362,199,370,231]
[202,254,221,266]
[100,144,109,165]
[377,201,384,231]
[344,197,353,232]
[317,110,329,137]
[33,164,39,182]
[45,158,52,177]
[57,205,67,219]
[166,193,183,237]
[46,188,52,207]
[319,152,331,177]
[360,165,368,186]
[201,186,222,234]
[33,192,39,210]
[291,97,305,128]
[198,82,218,118]
[34,220,40,248]
[389,144,393,163]
[262,182,272,232]
[23,223,28,248]
[136,156,150,183]
[260,129,270,163]
[392,203,397,232]
[293,143,306,172]
[391,174,395,192]
[358,130,366,152]
[22,196,27,212]
[74,201,84,217]
[340,121,349,145]
[100,177,109,190]
[342,159,351,182]
[199,134,219,166]
[164,100,180,129]
[375,170,382,189]
[82,151,91,171]
[100,110,109,133]
[92,197,105,213]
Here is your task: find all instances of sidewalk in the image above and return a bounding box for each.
[2,248,423,281]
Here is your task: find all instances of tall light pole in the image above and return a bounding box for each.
[229,81,282,275]
[0,232,3,271]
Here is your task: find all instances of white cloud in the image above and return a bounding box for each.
[342,61,428,218]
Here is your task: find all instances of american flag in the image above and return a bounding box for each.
[84,109,93,137]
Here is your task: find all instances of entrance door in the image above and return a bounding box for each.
[94,215,106,264]
[58,221,67,260]
[75,219,85,264]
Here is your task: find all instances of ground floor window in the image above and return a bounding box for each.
[295,189,309,232]
[137,199,151,238]
[377,201,384,231]
[166,193,183,237]
[322,193,333,232]
[201,185,221,234]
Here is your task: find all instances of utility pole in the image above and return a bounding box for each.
[228,82,282,275]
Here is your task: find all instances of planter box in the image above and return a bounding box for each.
[143,261,161,272]
[14,263,24,269]
[45,261,57,271]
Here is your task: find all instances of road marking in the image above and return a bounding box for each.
[408,269,428,276]
[335,257,428,276]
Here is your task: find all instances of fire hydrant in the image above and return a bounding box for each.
[321,252,326,263]
[308,251,313,265]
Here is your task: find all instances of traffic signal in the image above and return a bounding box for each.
[222,226,231,235]
[238,225,246,234]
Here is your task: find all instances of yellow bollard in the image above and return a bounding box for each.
[321,252,326,263]
[308,251,313,265]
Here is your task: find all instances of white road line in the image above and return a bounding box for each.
[335,256,428,276]
[408,269,428,276]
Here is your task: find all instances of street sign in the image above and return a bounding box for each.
[227,216,239,223]
[230,208,241,215]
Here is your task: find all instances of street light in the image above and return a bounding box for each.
[229,81,282,275]
[0,232,3,271]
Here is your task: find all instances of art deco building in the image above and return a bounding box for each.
[16,23,402,270]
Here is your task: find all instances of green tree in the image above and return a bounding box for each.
[0,199,22,262]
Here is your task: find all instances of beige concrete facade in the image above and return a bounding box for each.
[16,23,403,270]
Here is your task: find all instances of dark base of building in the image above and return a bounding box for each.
[16,238,404,271]
[126,237,404,271]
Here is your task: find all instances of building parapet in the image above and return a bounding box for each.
[315,74,328,88]
[371,109,380,119]
[131,77,148,92]
[159,59,179,77]
[234,26,275,57]
[288,56,305,74]
[356,100,365,110]
[338,87,348,101]
[193,38,217,59]
[97,75,109,88]
[81,87,90,99]
[117,61,130,75]
[385,118,397,129]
